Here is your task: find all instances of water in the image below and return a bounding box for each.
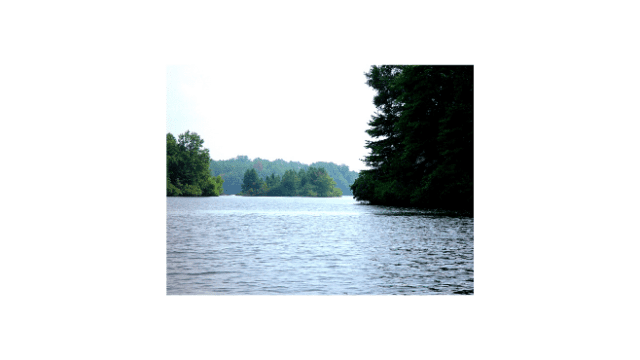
[167,196,473,295]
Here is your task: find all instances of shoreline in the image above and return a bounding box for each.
[233,195,345,198]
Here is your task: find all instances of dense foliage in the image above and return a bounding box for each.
[167,131,224,196]
[350,65,473,212]
[238,167,343,197]
[210,156,358,195]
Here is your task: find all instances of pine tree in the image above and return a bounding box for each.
[351,65,473,212]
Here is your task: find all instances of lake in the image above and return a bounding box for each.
[167,195,474,295]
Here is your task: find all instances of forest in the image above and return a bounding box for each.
[209,157,358,195]
[350,65,473,212]
[238,167,342,197]
[168,65,473,208]
[167,131,350,197]
[167,131,224,196]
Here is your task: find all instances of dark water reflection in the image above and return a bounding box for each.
[167,196,473,295]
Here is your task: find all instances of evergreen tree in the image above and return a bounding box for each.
[210,156,359,195]
[241,168,264,195]
[280,169,298,196]
[351,65,473,212]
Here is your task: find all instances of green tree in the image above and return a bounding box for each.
[167,130,223,197]
[265,173,281,188]
[298,168,308,188]
[241,168,264,194]
[315,169,336,197]
[176,130,210,186]
[167,176,182,196]
[351,65,473,212]
[181,184,202,196]
[167,133,180,187]
[280,169,298,196]
[201,175,224,196]
[210,156,359,195]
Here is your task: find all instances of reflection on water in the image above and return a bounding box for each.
[167,196,473,295]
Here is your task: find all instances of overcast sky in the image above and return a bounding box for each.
[167,63,378,173]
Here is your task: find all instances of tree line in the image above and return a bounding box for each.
[350,65,473,212]
[239,167,343,197]
[167,131,224,196]
[210,156,359,195]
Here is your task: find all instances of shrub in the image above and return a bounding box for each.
[181,184,202,196]
[167,177,182,196]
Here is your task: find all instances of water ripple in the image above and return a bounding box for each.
[167,196,473,295]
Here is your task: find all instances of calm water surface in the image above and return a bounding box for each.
[167,196,473,295]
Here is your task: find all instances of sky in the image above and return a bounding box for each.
[167,63,378,173]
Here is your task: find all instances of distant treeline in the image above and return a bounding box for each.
[239,167,342,197]
[351,65,473,212]
[167,131,224,196]
[210,156,359,195]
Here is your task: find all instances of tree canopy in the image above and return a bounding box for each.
[238,166,342,197]
[167,131,224,196]
[210,156,358,195]
[350,65,473,212]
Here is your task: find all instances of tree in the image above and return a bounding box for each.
[241,168,264,194]
[351,65,473,212]
[236,166,343,197]
[253,160,263,172]
[167,133,180,186]
[176,130,210,186]
[280,169,298,196]
[167,131,223,196]
[181,184,202,196]
[265,173,281,188]
[210,156,359,195]
[317,172,337,197]
[201,175,224,196]
[167,176,181,196]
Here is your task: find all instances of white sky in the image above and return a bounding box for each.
[167,63,378,173]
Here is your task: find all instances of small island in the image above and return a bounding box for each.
[238,167,343,197]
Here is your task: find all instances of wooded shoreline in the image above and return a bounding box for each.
[168,65,473,212]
